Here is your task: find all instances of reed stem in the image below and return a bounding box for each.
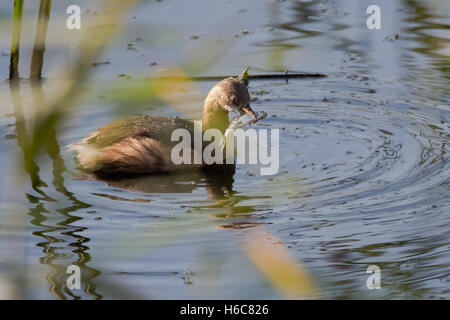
[30,0,52,81]
[9,0,25,81]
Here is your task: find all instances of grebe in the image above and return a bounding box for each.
[70,69,259,179]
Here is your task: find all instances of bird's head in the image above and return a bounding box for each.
[203,68,256,125]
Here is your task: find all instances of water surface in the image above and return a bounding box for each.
[0,0,449,299]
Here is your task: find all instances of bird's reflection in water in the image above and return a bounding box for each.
[97,165,269,230]
[97,167,232,196]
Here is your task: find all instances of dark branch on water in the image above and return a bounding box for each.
[151,71,327,82]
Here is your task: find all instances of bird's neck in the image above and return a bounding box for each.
[201,103,235,165]
[201,106,230,135]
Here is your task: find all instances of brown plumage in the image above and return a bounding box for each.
[70,71,257,179]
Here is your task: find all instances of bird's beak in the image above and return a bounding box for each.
[239,105,257,118]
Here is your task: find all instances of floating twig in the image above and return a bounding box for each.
[151,71,327,82]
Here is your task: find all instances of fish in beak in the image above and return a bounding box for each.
[239,105,257,118]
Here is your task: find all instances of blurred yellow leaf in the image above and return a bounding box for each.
[243,227,320,299]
